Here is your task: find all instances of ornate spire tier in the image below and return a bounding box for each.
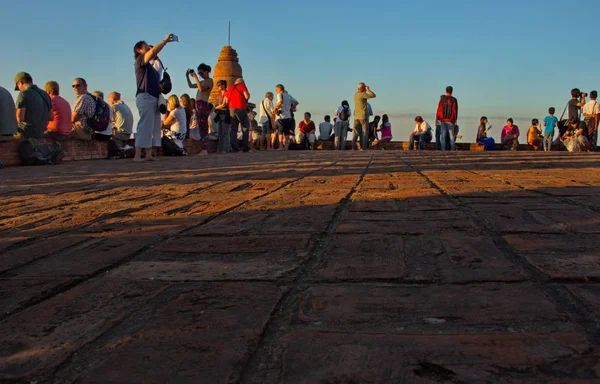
[209,46,243,105]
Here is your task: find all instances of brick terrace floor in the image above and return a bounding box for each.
[1,151,600,383]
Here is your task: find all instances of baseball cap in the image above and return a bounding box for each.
[14,72,31,91]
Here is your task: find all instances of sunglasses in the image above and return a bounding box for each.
[72,84,82,88]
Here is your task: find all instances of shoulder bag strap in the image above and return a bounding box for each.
[32,87,51,110]
[234,84,247,100]
[559,101,569,121]
[157,58,167,72]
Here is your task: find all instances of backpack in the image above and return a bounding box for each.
[339,106,350,121]
[161,136,185,156]
[18,139,65,166]
[87,94,110,132]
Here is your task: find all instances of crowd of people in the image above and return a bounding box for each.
[491,89,599,153]
[0,33,597,164]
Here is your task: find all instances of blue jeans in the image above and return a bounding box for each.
[409,132,431,150]
[334,120,348,150]
[440,122,455,151]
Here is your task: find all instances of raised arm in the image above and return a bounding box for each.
[365,86,376,98]
[143,34,174,65]
[186,72,198,89]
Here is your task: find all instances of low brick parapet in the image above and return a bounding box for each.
[0,137,549,166]
[0,137,213,166]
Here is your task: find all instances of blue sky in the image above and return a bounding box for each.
[1,0,599,139]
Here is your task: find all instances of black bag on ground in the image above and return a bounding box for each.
[18,139,65,165]
[107,139,135,159]
[161,136,185,156]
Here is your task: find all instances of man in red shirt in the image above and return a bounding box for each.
[436,86,458,151]
[43,81,72,141]
[297,112,316,150]
[226,78,251,152]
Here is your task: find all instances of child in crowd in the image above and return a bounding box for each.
[162,95,187,150]
[501,118,520,151]
[542,108,558,152]
[249,111,262,151]
[377,114,393,143]
[476,116,495,150]
[527,118,543,150]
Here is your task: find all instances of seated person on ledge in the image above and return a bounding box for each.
[476,116,495,150]
[501,118,520,150]
[376,114,393,143]
[108,92,134,141]
[0,85,17,141]
[297,112,316,150]
[318,115,334,142]
[71,77,96,141]
[561,120,589,152]
[14,72,53,140]
[91,91,112,142]
[43,81,72,142]
[527,118,543,150]
[409,116,432,150]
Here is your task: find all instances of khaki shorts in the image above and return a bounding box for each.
[72,122,93,141]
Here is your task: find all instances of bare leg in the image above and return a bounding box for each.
[134,147,145,162]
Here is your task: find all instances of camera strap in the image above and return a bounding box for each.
[559,102,569,121]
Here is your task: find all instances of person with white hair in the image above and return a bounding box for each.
[108,92,134,141]
[273,84,298,151]
[353,82,376,150]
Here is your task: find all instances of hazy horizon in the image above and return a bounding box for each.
[1,0,597,144]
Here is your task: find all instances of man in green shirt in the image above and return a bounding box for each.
[14,72,53,139]
[353,82,376,150]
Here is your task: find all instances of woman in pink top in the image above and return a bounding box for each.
[43,81,72,141]
[501,118,520,151]
[378,114,393,143]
